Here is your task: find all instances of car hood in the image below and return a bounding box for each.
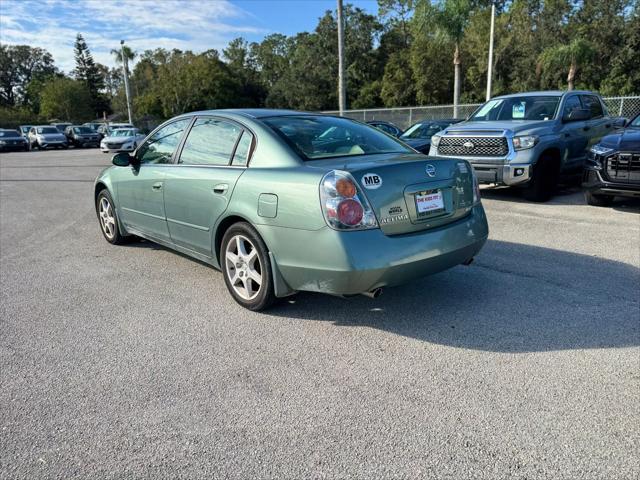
[39,133,66,141]
[598,127,640,152]
[443,120,554,136]
[401,138,430,149]
[102,135,132,143]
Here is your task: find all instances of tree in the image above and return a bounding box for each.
[40,77,93,122]
[601,8,640,95]
[413,0,477,115]
[539,39,595,91]
[73,34,109,116]
[0,45,56,106]
[223,38,265,107]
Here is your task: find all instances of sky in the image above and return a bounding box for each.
[0,0,379,73]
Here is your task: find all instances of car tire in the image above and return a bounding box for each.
[221,222,276,311]
[585,190,614,207]
[523,155,559,202]
[96,189,127,245]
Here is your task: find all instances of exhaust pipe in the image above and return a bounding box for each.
[362,287,383,299]
[463,257,474,266]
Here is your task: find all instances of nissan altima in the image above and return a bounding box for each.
[94,110,488,310]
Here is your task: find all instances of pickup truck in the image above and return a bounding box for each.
[428,91,623,201]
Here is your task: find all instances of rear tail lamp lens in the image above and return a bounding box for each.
[320,170,378,230]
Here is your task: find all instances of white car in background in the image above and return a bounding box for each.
[100,128,146,153]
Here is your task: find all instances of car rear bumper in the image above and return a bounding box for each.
[258,204,489,296]
[582,168,640,198]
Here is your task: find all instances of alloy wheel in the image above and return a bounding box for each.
[98,197,116,239]
[225,235,262,300]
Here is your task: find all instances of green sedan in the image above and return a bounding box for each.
[94,110,488,310]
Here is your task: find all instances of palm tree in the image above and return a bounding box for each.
[110,45,137,65]
[539,39,595,91]
[414,0,475,117]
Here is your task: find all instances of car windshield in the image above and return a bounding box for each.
[470,96,561,121]
[73,127,93,134]
[37,127,59,134]
[263,115,412,160]
[0,130,20,138]
[20,127,31,133]
[112,129,134,137]
[401,122,452,139]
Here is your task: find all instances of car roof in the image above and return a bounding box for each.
[187,108,316,119]
[492,90,596,100]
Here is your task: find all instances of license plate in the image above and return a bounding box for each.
[415,190,445,215]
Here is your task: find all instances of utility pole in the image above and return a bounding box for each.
[337,0,346,116]
[486,2,496,101]
[120,40,133,125]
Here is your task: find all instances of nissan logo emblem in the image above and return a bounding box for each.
[463,141,475,150]
[425,164,436,177]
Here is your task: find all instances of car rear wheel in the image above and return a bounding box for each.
[221,222,276,311]
[585,190,614,207]
[96,190,127,244]
[523,155,559,202]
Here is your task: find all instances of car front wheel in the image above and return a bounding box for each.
[523,155,559,202]
[585,190,614,207]
[96,190,127,244]
[221,222,276,311]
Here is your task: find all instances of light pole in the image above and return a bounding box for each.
[486,2,496,101]
[120,40,133,125]
[337,0,346,115]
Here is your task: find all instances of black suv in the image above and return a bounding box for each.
[583,113,640,206]
[64,125,101,148]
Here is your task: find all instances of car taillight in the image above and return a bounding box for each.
[320,170,378,230]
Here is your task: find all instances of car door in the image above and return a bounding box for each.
[162,116,252,257]
[559,95,590,172]
[115,118,192,243]
[580,94,610,147]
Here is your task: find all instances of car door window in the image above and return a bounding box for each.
[137,119,190,165]
[562,96,582,119]
[231,130,253,166]
[580,95,604,119]
[179,118,242,166]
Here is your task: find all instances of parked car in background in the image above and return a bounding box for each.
[400,119,462,154]
[94,110,487,311]
[98,123,134,138]
[100,128,146,153]
[428,91,620,201]
[582,113,640,206]
[366,120,403,137]
[51,122,72,133]
[64,125,101,148]
[0,129,29,152]
[83,122,104,132]
[28,126,68,150]
[19,125,33,138]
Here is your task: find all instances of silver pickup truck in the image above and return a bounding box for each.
[428,91,622,201]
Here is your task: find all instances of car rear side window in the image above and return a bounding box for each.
[580,95,604,119]
[179,118,242,166]
[562,96,582,118]
[137,119,190,165]
[231,131,253,166]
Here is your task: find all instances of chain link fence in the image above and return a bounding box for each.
[324,95,640,130]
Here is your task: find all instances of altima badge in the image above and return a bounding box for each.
[425,164,436,177]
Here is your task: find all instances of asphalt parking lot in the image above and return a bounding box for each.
[1,148,638,479]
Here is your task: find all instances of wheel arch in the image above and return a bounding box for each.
[537,147,562,168]
[214,214,254,265]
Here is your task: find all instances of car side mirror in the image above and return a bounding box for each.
[613,117,628,128]
[112,152,133,167]
[563,108,591,122]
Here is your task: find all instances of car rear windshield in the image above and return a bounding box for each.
[73,127,93,134]
[263,115,412,160]
[470,96,560,121]
[401,122,453,140]
[37,127,59,134]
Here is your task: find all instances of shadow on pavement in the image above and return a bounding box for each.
[264,239,640,353]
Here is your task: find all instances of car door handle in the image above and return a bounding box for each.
[152,182,163,191]
[213,183,229,194]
